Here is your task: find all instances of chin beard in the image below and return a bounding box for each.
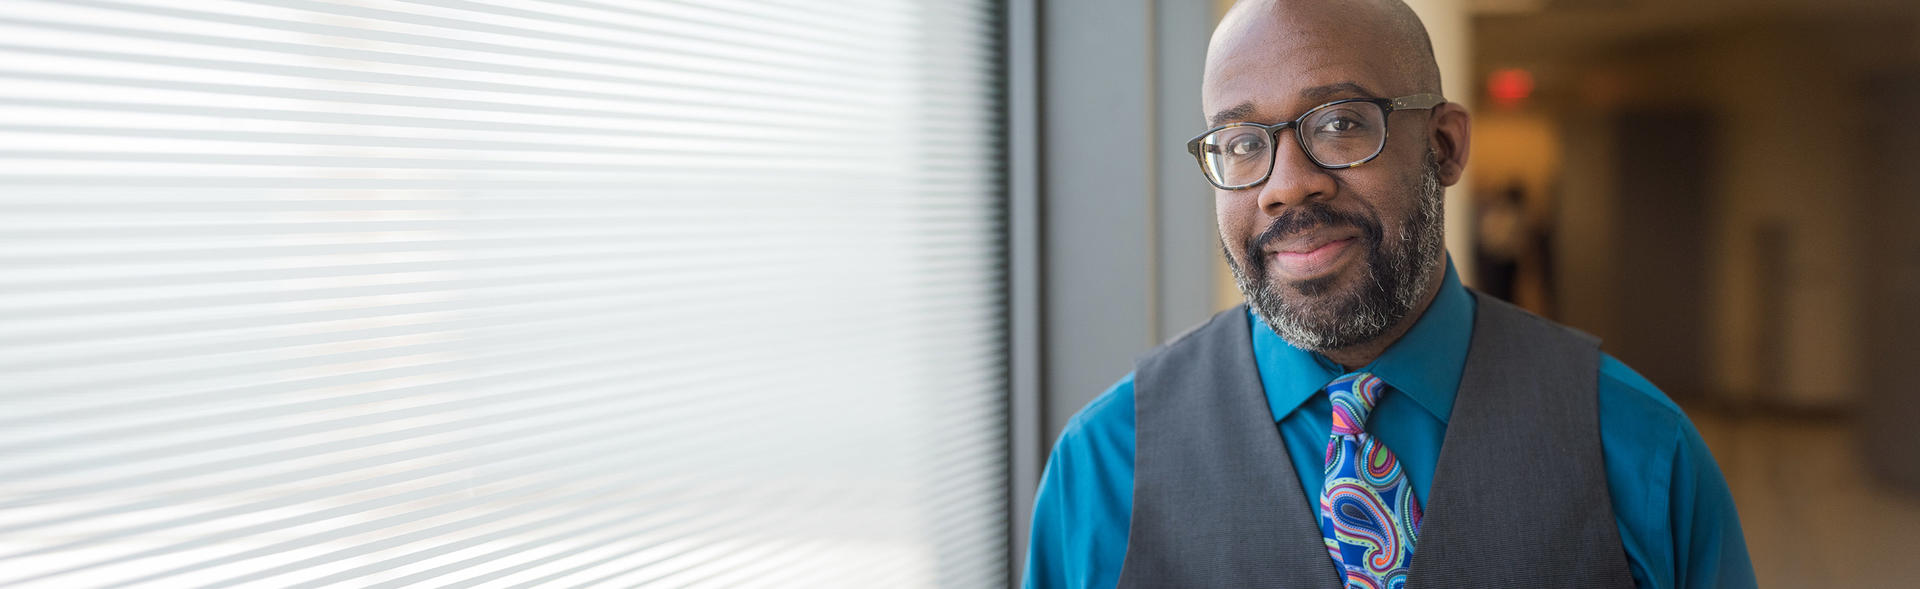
[1223,149,1447,352]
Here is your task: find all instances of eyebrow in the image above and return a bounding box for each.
[1207,102,1260,127]
[1206,81,1383,127]
[1301,81,1379,103]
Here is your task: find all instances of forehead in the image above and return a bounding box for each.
[1202,8,1405,125]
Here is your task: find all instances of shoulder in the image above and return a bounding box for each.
[1027,374,1141,589]
[1053,372,1137,463]
[1474,292,1686,430]
[1595,352,1695,485]
[1593,353,1753,588]
[1593,354,1692,550]
[1135,305,1250,369]
[1597,353,1691,437]
[1591,353,1697,495]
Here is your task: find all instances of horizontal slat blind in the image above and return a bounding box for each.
[0,1,1007,587]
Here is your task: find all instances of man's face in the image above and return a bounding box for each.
[1204,6,1449,352]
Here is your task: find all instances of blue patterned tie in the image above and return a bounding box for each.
[1319,372,1421,589]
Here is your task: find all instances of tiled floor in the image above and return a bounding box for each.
[1689,407,1920,587]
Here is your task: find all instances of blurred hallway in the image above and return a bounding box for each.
[1465,1,1920,583]
[1691,405,1920,586]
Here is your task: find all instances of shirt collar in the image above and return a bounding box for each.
[1249,257,1476,424]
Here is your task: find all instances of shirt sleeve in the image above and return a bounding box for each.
[1668,419,1757,589]
[1022,444,1071,589]
[1021,374,1136,589]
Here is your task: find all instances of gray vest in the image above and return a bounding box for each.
[1116,291,1635,588]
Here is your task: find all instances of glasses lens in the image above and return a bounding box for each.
[1301,102,1388,167]
[1199,126,1272,188]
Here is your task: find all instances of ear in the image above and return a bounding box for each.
[1429,102,1471,186]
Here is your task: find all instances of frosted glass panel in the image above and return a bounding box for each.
[0,1,1007,587]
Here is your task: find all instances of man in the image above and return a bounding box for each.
[1021,1,1755,587]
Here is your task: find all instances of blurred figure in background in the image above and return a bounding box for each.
[1474,182,1558,315]
[1472,182,1525,301]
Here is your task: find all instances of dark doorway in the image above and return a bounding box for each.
[1609,110,1714,401]
[1861,70,1920,492]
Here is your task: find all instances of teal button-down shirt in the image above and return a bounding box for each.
[1022,262,1755,589]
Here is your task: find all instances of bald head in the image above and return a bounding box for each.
[1205,0,1441,125]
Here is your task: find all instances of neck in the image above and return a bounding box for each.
[1319,257,1449,371]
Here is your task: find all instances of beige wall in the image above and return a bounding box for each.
[1402,0,1478,285]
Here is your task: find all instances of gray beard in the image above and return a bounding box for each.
[1224,148,1447,352]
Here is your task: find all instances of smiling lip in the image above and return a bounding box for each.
[1266,233,1359,278]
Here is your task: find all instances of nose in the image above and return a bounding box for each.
[1252,128,1337,215]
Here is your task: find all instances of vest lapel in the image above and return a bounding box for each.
[1405,291,1635,588]
[1117,306,1341,588]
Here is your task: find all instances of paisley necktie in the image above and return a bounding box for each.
[1319,372,1421,589]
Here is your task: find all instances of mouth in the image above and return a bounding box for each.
[1264,231,1361,280]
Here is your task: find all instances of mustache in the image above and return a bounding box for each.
[1244,202,1383,266]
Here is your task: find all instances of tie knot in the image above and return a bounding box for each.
[1326,372,1384,435]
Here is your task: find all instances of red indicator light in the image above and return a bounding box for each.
[1488,68,1534,107]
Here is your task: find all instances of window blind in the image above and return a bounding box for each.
[0,1,1008,587]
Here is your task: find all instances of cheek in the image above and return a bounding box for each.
[1353,178,1424,238]
[1214,193,1251,248]
[1385,124,1431,163]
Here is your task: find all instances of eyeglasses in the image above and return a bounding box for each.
[1186,93,1446,190]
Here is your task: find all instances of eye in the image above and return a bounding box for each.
[1225,133,1267,157]
[1315,116,1365,134]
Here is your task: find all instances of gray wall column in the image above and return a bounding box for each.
[1153,0,1228,344]
[1013,0,1220,582]
[1038,0,1220,449]
[1040,0,1156,454]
